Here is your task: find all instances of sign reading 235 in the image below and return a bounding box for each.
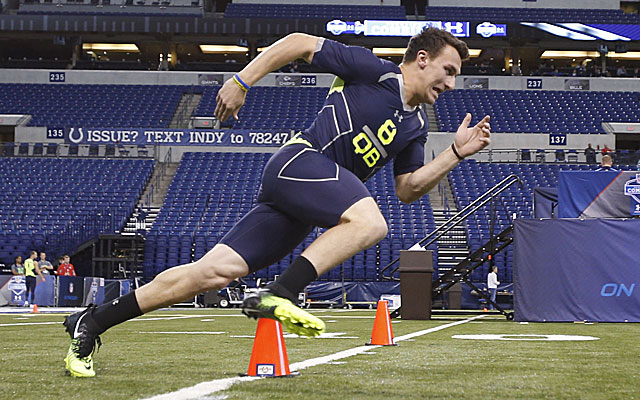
[352,119,397,167]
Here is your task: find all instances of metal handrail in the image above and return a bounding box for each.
[378,174,523,281]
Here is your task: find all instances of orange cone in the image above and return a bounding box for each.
[366,300,397,346]
[244,318,298,377]
[30,304,39,314]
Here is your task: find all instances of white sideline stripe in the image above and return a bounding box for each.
[0,321,60,327]
[138,331,226,335]
[142,377,260,400]
[141,315,483,400]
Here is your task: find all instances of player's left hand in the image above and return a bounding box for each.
[453,113,491,158]
[214,77,248,122]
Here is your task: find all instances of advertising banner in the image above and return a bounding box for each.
[57,276,85,307]
[463,77,489,89]
[83,277,105,306]
[564,79,590,90]
[514,219,640,322]
[8,276,27,306]
[64,127,293,147]
[33,274,55,306]
[558,171,639,218]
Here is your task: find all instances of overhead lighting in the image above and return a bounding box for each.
[371,48,481,57]
[372,47,406,56]
[607,51,640,59]
[82,43,139,52]
[541,51,598,59]
[199,45,248,54]
[541,50,640,59]
[468,49,482,57]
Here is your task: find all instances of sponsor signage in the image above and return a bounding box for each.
[463,77,489,89]
[276,75,301,86]
[564,79,590,90]
[476,22,507,38]
[326,19,470,37]
[522,22,637,41]
[8,276,26,306]
[198,74,224,86]
[64,127,292,147]
[623,174,640,216]
[275,75,316,86]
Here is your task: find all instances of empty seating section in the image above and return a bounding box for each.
[144,152,437,281]
[0,158,154,264]
[425,6,640,24]
[448,160,634,284]
[435,90,640,134]
[225,3,406,20]
[195,87,328,131]
[0,84,187,128]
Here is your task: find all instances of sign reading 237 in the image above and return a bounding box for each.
[352,119,397,167]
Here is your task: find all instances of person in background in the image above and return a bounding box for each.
[584,143,596,164]
[487,266,500,310]
[11,256,24,276]
[56,255,76,276]
[38,252,54,275]
[596,154,618,171]
[24,251,45,306]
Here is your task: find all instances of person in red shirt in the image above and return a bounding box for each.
[56,255,76,276]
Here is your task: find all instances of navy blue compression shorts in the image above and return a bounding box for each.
[219,142,372,272]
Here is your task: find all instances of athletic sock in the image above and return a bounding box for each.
[90,291,143,334]
[266,255,318,303]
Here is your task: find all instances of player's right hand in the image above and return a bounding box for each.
[214,77,247,122]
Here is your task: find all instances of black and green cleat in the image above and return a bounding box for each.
[242,291,325,337]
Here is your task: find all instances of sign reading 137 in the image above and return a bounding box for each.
[352,119,397,167]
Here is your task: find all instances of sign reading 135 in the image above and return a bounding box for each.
[352,119,397,167]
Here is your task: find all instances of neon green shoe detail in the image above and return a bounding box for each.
[242,292,325,337]
[64,339,96,378]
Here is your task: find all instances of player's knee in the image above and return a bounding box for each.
[367,216,388,244]
[198,263,237,291]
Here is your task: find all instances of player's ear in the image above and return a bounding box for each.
[417,50,429,69]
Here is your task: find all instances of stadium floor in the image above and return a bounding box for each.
[1,308,638,399]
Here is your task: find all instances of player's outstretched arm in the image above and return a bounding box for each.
[395,113,491,204]
[214,33,320,122]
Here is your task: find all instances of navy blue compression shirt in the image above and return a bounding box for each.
[302,38,429,182]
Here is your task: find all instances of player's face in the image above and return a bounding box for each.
[420,45,461,104]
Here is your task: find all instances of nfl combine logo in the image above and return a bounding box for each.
[256,364,275,376]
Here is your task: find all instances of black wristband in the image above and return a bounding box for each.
[451,143,464,161]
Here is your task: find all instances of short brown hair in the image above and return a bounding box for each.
[403,26,469,63]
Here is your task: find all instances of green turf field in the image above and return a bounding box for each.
[1,308,638,400]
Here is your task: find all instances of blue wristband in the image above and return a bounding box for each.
[233,74,251,91]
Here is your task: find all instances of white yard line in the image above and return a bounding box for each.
[0,321,61,327]
[141,315,484,400]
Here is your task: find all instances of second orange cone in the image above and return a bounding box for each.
[245,318,298,377]
[366,300,397,346]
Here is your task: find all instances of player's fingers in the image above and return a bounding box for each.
[459,113,472,129]
[218,104,228,122]
[232,108,240,120]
